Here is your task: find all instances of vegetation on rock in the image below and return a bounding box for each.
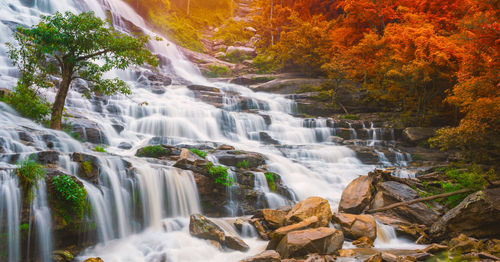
[15,159,46,199]
[136,145,171,158]
[50,174,87,222]
[189,148,207,158]
[206,162,234,186]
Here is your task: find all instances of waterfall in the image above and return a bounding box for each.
[30,179,53,262]
[0,170,21,262]
[0,0,417,260]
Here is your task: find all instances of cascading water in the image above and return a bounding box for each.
[0,169,21,262]
[29,179,53,262]
[0,0,419,260]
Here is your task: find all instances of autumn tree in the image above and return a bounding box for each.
[7,11,158,129]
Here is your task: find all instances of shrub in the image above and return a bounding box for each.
[213,19,253,46]
[93,146,106,152]
[51,174,87,222]
[189,148,207,158]
[236,160,249,169]
[252,54,279,74]
[1,84,51,123]
[207,163,234,186]
[136,145,170,158]
[204,65,230,78]
[339,114,360,120]
[265,172,277,192]
[15,159,46,196]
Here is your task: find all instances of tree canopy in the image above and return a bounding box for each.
[6,11,159,129]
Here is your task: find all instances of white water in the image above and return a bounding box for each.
[0,0,417,261]
[30,179,53,262]
[0,169,21,262]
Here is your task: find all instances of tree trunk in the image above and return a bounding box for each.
[50,69,72,130]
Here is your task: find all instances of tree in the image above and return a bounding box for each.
[7,11,159,129]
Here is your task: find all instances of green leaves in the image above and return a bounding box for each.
[15,159,47,193]
[207,163,235,186]
[51,174,87,221]
[6,11,159,126]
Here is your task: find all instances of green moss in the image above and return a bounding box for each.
[136,145,170,158]
[51,174,87,223]
[206,162,234,186]
[81,161,93,175]
[236,160,249,169]
[93,146,106,152]
[189,148,207,158]
[19,223,29,231]
[265,172,277,192]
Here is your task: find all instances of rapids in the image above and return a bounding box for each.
[0,0,420,261]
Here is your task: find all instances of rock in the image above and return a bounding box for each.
[83,258,103,262]
[275,227,344,259]
[419,243,447,254]
[150,86,166,94]
[217,144,235,150]
[256,209,288,229]
[352,236,374,248]
[285,197,332,228]
[207,239,222,250]
[381,252,399,262]
[327,136,344,144]
[244,26,257,33]
[230,76,273,86]
[18,131,34,143]
[234,218,245,232]
[215,150,266,168]
[478,252,500,261]
[338,249,355,257]
[338,175,373,214]
[227,46,256,57]
[375,181,439,226]
[187,85,221,93]
[267,216,319,250]
[72,153,100,184]
[225,235,250,252]
[430,188,500,240]
[402,127,437,145]
[240,250,281,262]
[66,117,107,144]
[333,213,377,241]
[189,214,225,243]
[36,151,60,165]
[174,150,210,176]
[118,142,132,150]
[52,250,74,261]
[259,132,280,145]
[364,253,382,262]
[448,234,483,254]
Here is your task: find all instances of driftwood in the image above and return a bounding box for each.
[366,188,475,214]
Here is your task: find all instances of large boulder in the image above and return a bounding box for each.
[338,175,373,214]
[372,181,439,226]
[285,197,332,227]
[275,227,344,259]
[255,209,288,229]
[430,188,500,240]
[189,214,250,252]
[402,127,437,145]
[214,150,265,168]
[333,213,377,241]
[240,250,281,262]
[189,214,226,242]
[267,216,319,250]
[174,149,210,175]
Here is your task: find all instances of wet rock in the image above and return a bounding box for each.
[240,250,281,262]
[267,216,319,250]
[275,227,344,259]
[260,114,272,126]
[72,153,100,184]
[215,150,266,168]
[225,235,250,252]
[352,236,374,248]
[430,188,500,240]
[286,197,332,228]
[227,46,256,57]
[338,175,373,214]
[374,181,439,226]
[173,149,210,175]
[217,144,235,150]
[52,250,74,261]
[135,145,171,158]
[36,151,60,165]
[402,127,437,145]
[150,86,166,94]
[112,124,125,134]
[364,253,382,262]
[187,85,221,93]
[333,213,377,241]
[137,69,172,87]
[259,132,279,145]
[118,142,133,150]
[67,117,107,144]
[230,76,273,86]
[419,243,447,254]
[189,214,226,242]
[18,131,34,143]
[380,252,399,262]
[326,136,344,144]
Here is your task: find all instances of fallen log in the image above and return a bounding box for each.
[366,188,475,214]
